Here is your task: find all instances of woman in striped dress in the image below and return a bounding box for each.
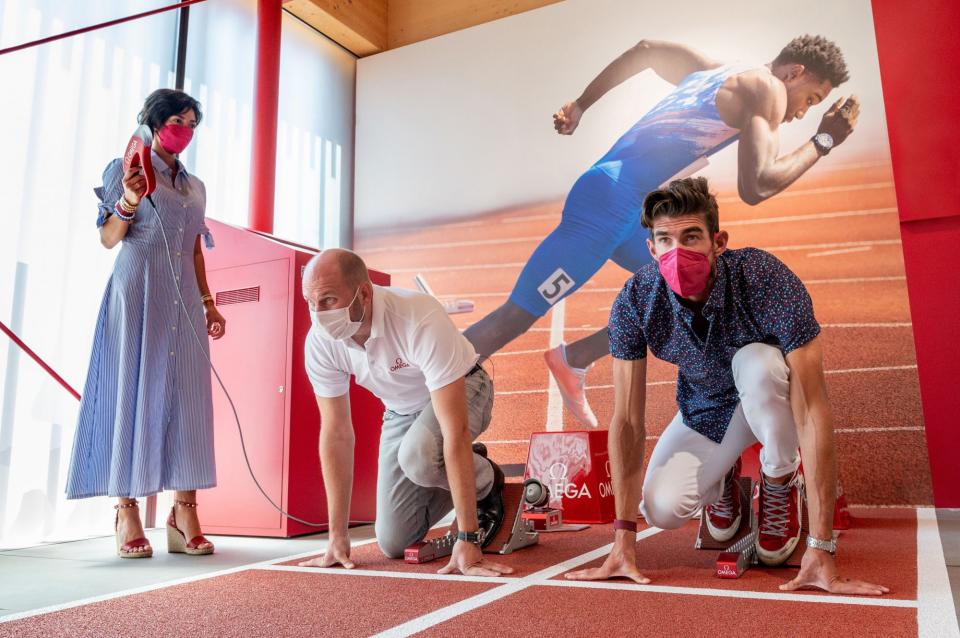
[66,89,226,558]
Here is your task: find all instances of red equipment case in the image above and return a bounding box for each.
[199,219,387,537]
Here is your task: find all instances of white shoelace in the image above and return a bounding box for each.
[760,478,794,537]
[710,473,737,519]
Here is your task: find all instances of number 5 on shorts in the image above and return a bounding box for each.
[538,268,575,306]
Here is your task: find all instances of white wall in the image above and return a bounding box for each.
[355,0,890,230]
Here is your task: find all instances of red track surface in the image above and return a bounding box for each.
[1,508,921,637]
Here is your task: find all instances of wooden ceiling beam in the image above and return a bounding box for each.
[285,0,388,56]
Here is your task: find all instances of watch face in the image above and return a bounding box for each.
[815,132,834,148]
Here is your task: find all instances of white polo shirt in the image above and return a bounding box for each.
[305,285,479,415]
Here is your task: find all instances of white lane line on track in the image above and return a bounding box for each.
[381,240,903,273]
[450,276,907,301]
[546,300,566,432]
[495,365,917,397]
[522,322,911,333]
[256,565,517,584]
[808,245,874,258]
[917,508,960,638]
[369,528,663,638]
[718,182,894,203]
[481,427,923,446]
[538,578,917,607]
[0,535,381,624]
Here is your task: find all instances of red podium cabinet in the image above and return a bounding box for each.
[199,219,387,537]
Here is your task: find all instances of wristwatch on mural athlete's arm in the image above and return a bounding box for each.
[812,132,834,156]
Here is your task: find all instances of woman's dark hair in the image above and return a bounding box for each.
[641,176,720,235]
[137,88,203,132]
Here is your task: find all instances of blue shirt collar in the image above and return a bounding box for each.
[150,149,190,182]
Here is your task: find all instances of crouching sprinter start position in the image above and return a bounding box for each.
[299,249,512,578]
[566,177,887,595]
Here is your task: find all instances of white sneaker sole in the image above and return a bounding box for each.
[705,510,742,543]
[757,497,804,566]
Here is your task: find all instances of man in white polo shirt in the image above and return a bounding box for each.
[298,249,512,577]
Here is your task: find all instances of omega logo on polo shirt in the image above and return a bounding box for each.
[389,357,410,372]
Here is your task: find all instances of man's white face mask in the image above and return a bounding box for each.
[310,287,365,341]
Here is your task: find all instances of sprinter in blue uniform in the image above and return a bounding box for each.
[462,35,859,427]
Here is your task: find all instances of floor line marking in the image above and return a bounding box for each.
[382,240,903,273]
[526,321,912,333]
[495,366,918,397]
[537,579,918,608]
[482,427,922,446]
[371,528,663,638]
[449,277,907,300]
[546,300,566,432]
[0,535,381,624]
[808,245,874,258]
[256,564,517,584]
[364,235,544,254]
[718,182,894,203]
[723,207,896,226]
[917,508,960,637]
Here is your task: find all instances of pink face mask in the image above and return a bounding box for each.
[658,246,712,297]
[156,124,194,154]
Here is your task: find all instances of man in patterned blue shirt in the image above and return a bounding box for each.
[565,177,887,595]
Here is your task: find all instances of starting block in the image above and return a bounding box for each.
[520,478,591,532]
[404,482,539,564]
[697,475,813,578]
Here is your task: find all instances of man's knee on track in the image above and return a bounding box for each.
[640,483,700,530]
[376,525,415,559]
[733,343,790,403]
[397,436,443,489]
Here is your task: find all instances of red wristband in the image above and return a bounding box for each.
[613,519,637,533]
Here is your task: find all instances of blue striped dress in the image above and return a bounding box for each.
[66,151,217,499]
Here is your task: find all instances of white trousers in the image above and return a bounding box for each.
[640,343,801,530]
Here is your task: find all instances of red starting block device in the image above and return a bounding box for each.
[520,478,591,532]
[523,430,614,524]
[695,477,759,578]
[699,475,818,578]
[404,482,540,564]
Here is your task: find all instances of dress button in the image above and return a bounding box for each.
[176,251,181,257]
[181,203,187,208]
[172,326,177,331]
[169,351,175,356]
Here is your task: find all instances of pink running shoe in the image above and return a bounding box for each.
[544,343,598,428]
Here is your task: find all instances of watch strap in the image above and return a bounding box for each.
[457,529,485,545]
[613,519,638,533]
[806,534,837,554]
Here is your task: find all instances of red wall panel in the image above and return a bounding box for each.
[872,0,960,505]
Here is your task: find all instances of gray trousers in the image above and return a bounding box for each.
[375,368,495,558]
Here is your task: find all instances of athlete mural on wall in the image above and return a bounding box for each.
[461,35,860,427]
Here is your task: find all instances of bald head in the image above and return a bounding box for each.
[302,248,372,313]
[304,249,369,288]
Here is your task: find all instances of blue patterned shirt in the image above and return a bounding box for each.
[608,247,820,443]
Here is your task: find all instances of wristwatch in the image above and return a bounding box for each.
[812,132,834,156]
[457,529,486,546]
[806,534,837,554]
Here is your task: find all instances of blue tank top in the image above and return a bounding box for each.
[592,63,760,188]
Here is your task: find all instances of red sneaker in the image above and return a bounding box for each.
[704,458,742,543]
[757,470,804,566]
